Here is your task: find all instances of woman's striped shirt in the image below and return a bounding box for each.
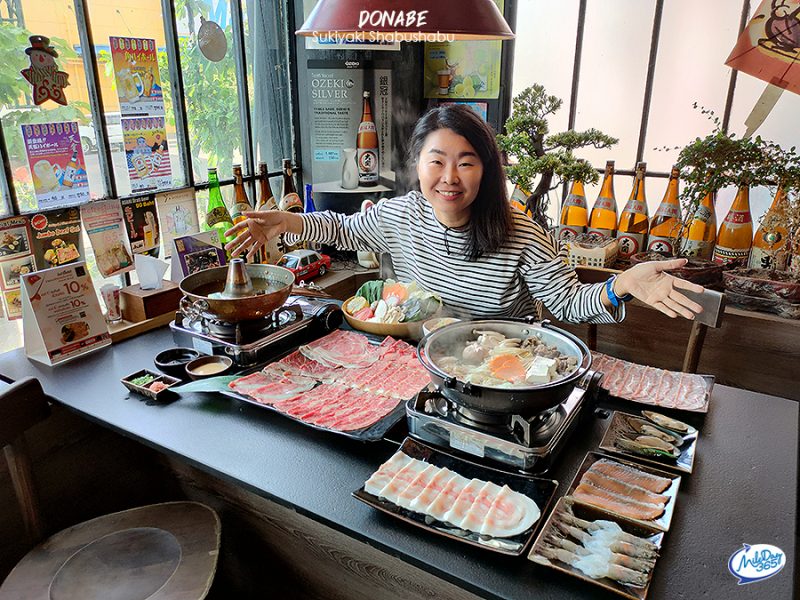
[294,191,624,324]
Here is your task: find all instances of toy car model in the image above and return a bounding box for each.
[278,249,331,282]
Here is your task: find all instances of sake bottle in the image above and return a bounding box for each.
[279,159,303,213]
[682,190,717,260]
[647,166,682,255]
[558,180,588,241]
[713,184,753,267]
[255,162,282,264]
[616,162,649,259]
[749,185,789,270]
[587,161,617,239]
[230,164,253,224]
[357,90,379,186]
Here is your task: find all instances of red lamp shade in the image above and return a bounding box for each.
[296,0,514,41]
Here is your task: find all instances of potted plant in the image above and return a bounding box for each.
[497,84,617,228]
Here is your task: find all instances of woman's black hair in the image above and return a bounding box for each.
[409,104,513,260]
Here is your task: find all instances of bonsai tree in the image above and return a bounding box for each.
[497,84,618,228]
[669,105,800,264]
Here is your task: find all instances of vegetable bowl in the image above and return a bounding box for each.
[342,279,442,340]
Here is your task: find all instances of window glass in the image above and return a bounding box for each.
[645,0,741,173]
[244,0,294,171]
[176,0,244,183]
[510,0,579,136]
[86,0,187,197]
[573,0,656,171]
[0,3,104,212]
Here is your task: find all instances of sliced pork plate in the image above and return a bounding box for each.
[227,330,433,434]
[592,352,711,413]
[361,450,542,539]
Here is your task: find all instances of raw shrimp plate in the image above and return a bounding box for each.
[353,437,558,555]
[529,497,665,600]
[598,411,699,475]
[566,452,681,533]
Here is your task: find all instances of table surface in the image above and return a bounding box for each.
[1,328,796,600]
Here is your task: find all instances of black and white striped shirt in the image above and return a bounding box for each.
[297,191,624,324]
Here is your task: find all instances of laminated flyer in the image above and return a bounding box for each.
[80,199,134,277]
[123,116,172,192]
[28,207,82,271]
[21,262,110,366]
[22,122,90,211]
[110,36,165,116]
[155,187,200,259]
[122,195,160,257]
[0,215,36,320]
[170,230,226,280]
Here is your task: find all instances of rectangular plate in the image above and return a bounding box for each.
[566,452,681,532]
[352,437,558,556]
[528,496,665,600]
[121,369,180,402]
[598,411,698,475]
[606,374,714,414]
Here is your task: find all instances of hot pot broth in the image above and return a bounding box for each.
[434,329,579,388]
[191,278,287,299]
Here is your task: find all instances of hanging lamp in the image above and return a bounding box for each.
[296,0,514,41]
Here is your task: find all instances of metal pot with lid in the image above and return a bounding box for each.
[179,258,295,322]
[416,318,592,416]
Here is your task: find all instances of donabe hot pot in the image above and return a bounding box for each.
[416,319,592,416]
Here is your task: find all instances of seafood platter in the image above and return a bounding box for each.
[598,410,699,474]
[354,437,558,555]
[409,319,603,473]
[529,496,665,600]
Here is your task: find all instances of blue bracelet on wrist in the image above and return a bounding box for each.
[606,275,633,308]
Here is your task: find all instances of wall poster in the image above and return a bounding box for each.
[110,36,165,116]
[122,116,172,193]
[155,188,200,259]
[22,122,90,211]
[423,0,503,99]
[306,60,393,195]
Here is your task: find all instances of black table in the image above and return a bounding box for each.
[1,328,796,599]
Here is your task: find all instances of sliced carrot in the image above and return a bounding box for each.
[381,282,409,304]
[487,354,527,383]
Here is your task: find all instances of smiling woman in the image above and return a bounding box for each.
[224,104,705,323]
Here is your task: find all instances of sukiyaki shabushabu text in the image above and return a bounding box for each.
[436,330,579,387]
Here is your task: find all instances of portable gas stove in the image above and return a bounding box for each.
[170,295,342,367]
[407,371,602,474]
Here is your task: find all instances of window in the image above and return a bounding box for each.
[511,0,796,225]
[0,0,295,351]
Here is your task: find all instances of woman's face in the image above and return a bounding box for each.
[416,128,483,227]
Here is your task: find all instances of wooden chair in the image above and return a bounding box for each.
[0,377,221,600]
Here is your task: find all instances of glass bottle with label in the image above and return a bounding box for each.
[588,161,617,239]
[255,162,282,264]
[357,90,379,187]
[713,184,753,267]
[230,164,253,224]
[279,159,303,213]
[749,185,789,270]
[558,180,588,241]
[205,167,234,247]
[648,166,682,255]
[616,162,649,259]
[682,189,717,260]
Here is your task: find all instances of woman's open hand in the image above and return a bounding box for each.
[224,211,297,260]
[614,258,705,319]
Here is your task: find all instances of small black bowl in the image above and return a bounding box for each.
[185,355,234,380]
[154,347,202,378]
